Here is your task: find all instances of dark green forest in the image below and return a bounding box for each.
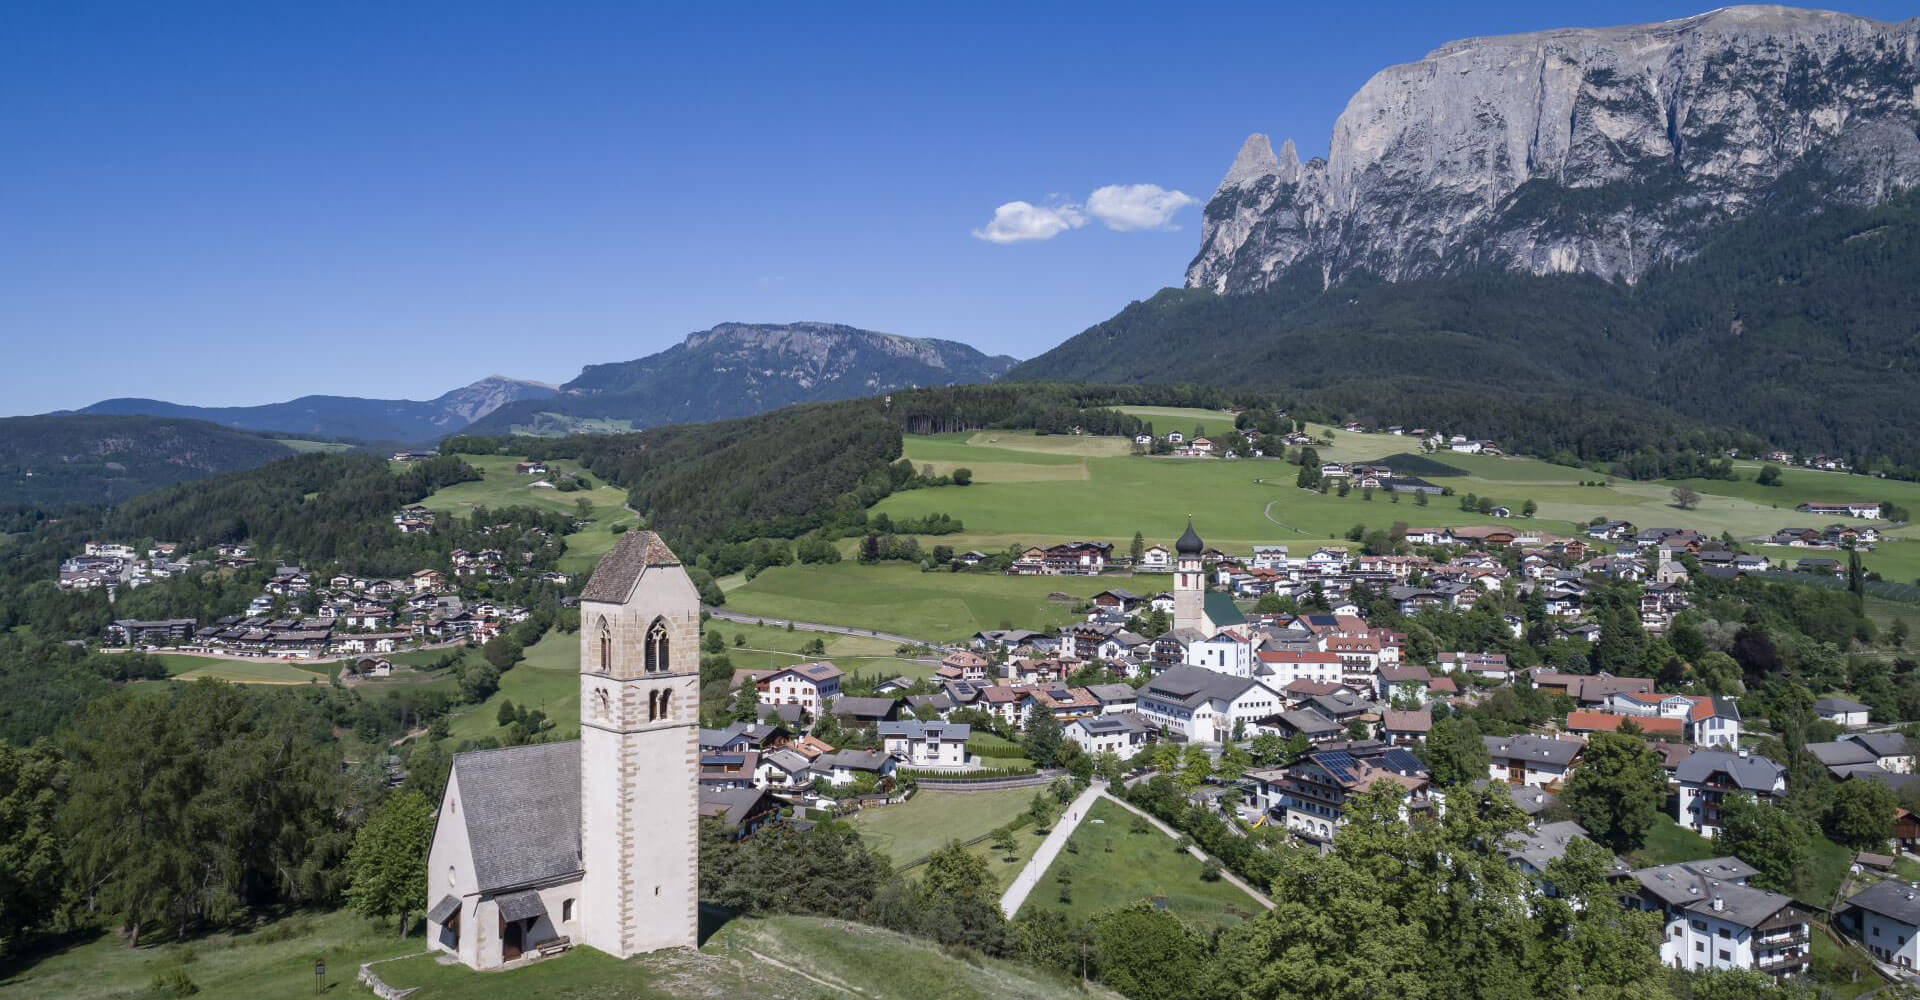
[1013,189,1920,470]
[0,415,298,506]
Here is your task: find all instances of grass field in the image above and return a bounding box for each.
[0,911,1117,1000]
[373,913,1119,1000]
[869,430,1920,584]
[850,786,1041,867]
[1019,798,1259,931]
[415,454,638,574]
[711,621,935,683]
[0,908,416,1000]
[273,438,355,454]
[725,563,1118,641]
[1625,815,1719,868]
[155,652,332,686]
[442,629,581,743]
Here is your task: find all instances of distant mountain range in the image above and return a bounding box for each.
[466,322,1018,436]
[74,376,558,444]
[0,415,300,506]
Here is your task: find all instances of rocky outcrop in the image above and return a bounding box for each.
[1187,5,1920,293]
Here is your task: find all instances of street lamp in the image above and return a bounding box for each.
[314,960,325,994]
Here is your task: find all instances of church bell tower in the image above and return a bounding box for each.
[577,530,700,957]
[1173,517,1206,634]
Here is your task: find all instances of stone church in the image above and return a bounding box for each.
[425,530,700,969]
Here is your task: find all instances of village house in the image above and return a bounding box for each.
[1438,651,1509,680]
[1255,649,1343,688]
[757,662,844,713]
[1838,880,1920,970]
[1629,858,1809,978]
[1814,696,1872,728]
[1485,734,1583,787]
[1675,751,1787,837]
[877,721,970,768]
[1796,501,1883,519]
[1273,745,1436,842]
[1066,712,1152,760]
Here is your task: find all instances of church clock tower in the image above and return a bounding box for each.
[1173,518,1206,634]
[577,530,700,957]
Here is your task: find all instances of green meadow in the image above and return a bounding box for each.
[414,454,638,574]
[1019,798,1260,932]
[723,562,1119,642]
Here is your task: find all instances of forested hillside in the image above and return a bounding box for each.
[0,415,298,506]
[1014,188,1920,470]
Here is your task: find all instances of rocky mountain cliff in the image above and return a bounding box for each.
[469,322,1016,435]
[1187,5,1920,293]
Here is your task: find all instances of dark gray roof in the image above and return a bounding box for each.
[1631,858,1796,928]
[1848,732,1910,759]
[828,696,900,720]
[1141,666,1270,708]
[1673,750,1785,792]
[1845,879,1920,928]
[699,786,778,830]
[1505,820,1627,875]
[877,721,971,741]
[428,894,461,923]
[1815,696,1871,714]
[1483,734,1582,767]
[821,749,893,772]
[1277,709,1341,735]
[579,530,681,604]
[1474,779,1553,815]
[1086,683,1137,703]
[452,741,582,892]
[1072,712,1149,736]
[1808,740,1878,769]
[496,888,547,922]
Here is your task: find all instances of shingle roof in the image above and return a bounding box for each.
[451,741,582,892]
[1383,708,1432,733]
[1808,740,1878,769]
[1505,820,1626,875]
[1816,696,1871,714]
[1849,732,1910,758]
[1845,878,1920,928]
[1630,858,1796,928]
[1483,734,1582,767]
[579,530,681,603]
[1673,750,1785,791]
[1141,666,1270,708]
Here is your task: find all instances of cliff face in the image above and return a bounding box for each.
[1187,5,1920,293]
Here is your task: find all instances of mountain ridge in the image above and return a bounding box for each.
[470,322,1017,435]
[75,376,558,444]
[1187,5,1920,293]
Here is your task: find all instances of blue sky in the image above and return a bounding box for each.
[4,1,1913,413]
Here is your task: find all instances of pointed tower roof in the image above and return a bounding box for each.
[580,530,681,604]
[1176,519,1205,556]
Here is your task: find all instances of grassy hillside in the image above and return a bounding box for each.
[0,911,1114,1000]
[1020,799,1261,932]
[1011,190,1920,470]
[0,414,296,506]
[410,453,636,574]
[372,913,1114,1000]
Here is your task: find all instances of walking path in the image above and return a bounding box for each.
[704,607,948,650]
[1098,793,1274,910]
[999,783,1105,917]
[997,783,1275,918]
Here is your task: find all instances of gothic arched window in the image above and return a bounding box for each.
[659,690,672,720]
[644,618,670,673]
[596,617,612,674]
[647,690,659,722]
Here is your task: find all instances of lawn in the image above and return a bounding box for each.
[1111,406,1241,441]
[724,562,1117,642]
[710,620,935,683]
[1020,798,1260,932]
[415,454,638,574]
[273,438,355,454]
[1626,814,1718,868]
[0,908,416,1000]
[156,652,332,686]
[1811,921,1883,999]
[441,629,582,744]
[370,913,1119,1000]
[851,786,1041,868]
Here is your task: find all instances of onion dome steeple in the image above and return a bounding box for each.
[1175,517,1204,556]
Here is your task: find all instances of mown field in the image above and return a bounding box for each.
[1020,798,1261,932]
[711,620,936,683]
[851,786,1040,868]
[724,562,1118,642]
[412,454,638,574]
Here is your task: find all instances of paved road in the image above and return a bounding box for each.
[1000,783,1105,917]
[704,607,948,650]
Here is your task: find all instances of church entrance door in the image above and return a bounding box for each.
[503,917,524,961]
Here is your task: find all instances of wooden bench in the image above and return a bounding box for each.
[531,935,572,957]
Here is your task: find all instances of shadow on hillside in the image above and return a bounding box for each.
[0,927,108,987]
[697,903,741,947]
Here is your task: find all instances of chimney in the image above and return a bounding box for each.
[1712,896,1725,912]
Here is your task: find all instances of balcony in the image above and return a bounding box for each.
[1755,927,1810,948]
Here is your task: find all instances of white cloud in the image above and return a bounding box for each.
[1084,183,1196,231]
[971,200,1087,244]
